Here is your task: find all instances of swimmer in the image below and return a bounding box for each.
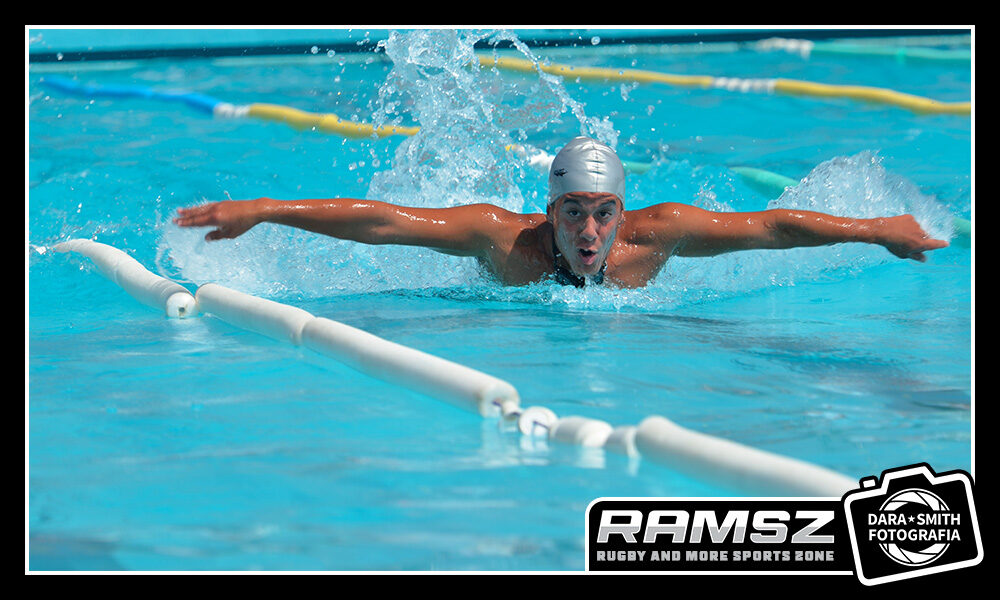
[174,137,949,288]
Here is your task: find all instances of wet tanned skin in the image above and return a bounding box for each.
[174,192,948,289]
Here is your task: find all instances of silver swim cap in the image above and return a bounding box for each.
[547,137,625,206]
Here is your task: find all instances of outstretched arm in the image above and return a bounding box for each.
[173,198,512,257]
[657,203,948,262]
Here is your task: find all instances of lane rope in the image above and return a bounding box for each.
[479,55,971,116]
[39,75,419,139]
[754,37,972,64]
[52,237,858,496]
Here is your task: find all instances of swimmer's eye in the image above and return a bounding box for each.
[563,207,615,220]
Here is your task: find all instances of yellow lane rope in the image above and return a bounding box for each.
[246,103,420,138]
[479,55,971,116]
[771,79,970,116]
[481,56,716,88]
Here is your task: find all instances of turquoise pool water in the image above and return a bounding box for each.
[27,28,973,571]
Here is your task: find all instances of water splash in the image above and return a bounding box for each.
[367,28,618,210]
[645,151,954,307]
[163,29,569,297]
[164,28,627,298]
[367,29,524,211]
[327,28,631,296]
[161,30,954,310]
[774,151,952,240]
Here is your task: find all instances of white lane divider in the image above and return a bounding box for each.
[53,238,857,496]
[53,238,198,318]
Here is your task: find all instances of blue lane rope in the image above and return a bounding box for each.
[40,75,223,114]
[38,75,420,138]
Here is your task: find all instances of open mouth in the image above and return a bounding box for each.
[578,248,598,265]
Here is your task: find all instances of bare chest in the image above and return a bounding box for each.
[481,239,670,289]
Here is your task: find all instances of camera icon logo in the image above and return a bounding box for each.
[843,463,982,585]
[875,487,952,566]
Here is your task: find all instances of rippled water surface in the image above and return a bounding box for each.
[27,28,972,571]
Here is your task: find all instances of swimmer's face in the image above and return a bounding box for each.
[547,191,625,276]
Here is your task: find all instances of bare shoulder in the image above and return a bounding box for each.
[414,203,545,258]
[459,205,549,283]
[631,202,704,220]
[621,202,693,246]
[456,203,544,240]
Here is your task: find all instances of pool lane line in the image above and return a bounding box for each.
[38,75,969,246]
[37,76,653,176]
[242,103,418,138]
[27,29,970,64]
[52,237,858,496]
[194,282,521,418]
[26,35,970,76]
[51,239,198,318]
[755,37,971,64]
[514,412,855,496]
[478,55,971,116]
[39,73,967,233]
[730,166,971,247]
[49,238,520,418]
[39,75,222,115]
[38,75,419,139]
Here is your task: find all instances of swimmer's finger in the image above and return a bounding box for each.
[173,207,202,225]
[174,215,210,227]
[173,214,196,227]
[174,205,220,227]
[175,204,211,218]
[911,238,949,260]
[205,228,229,241]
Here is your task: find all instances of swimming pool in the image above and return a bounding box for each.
[27,27,973,571]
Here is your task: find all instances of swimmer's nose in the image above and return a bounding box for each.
[579,217,599,240]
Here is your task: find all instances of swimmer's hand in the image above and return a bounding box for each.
[174,199,267,241]
[874,215,949,262]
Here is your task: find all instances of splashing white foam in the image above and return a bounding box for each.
[161,31,954,311]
